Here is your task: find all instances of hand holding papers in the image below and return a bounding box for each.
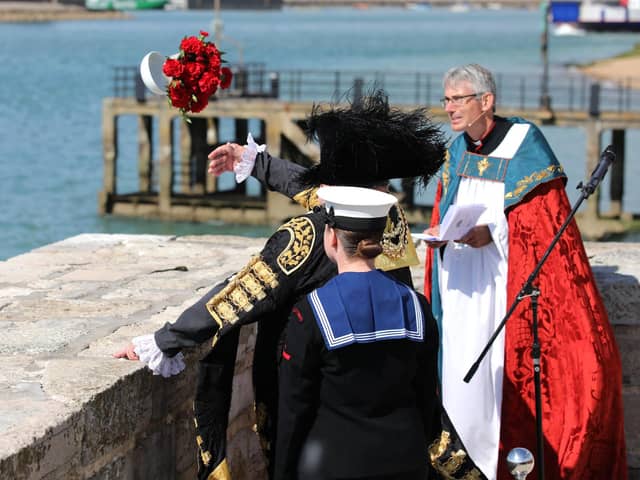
[413,204,486,242]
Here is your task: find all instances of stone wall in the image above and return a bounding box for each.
[0,235,637,479]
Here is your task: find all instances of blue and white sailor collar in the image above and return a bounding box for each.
[307,269,424,350]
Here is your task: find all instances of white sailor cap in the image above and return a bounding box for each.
[317,186,397,232]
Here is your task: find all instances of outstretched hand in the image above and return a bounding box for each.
[208,142,245,176]
[113,342,139,361]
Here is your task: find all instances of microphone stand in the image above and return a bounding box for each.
[463,145,616,480]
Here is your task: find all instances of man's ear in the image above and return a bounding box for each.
[483,92,495,111]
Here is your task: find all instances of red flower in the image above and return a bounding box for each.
[168,82,191,109]
[180,36,204,56]
[185,61,205,83]
[199,71,220,96]
[161,31,233,118]
[190,93,209,113]
[204,43,219,60]
[162,58,184,78]
[220,67,233,89]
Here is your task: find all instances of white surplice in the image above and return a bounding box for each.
[438,124,529,479]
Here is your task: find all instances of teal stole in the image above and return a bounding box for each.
[430,118,566,371]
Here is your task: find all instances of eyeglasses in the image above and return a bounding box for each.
[440,93,480,108]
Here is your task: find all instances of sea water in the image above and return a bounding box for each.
[1,7,639,260]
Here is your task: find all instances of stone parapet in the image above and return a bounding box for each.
[0,235,637,479]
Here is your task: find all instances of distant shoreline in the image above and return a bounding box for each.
[0,2,128,22]
[578,43,640,89]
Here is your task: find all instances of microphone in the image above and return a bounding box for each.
[467,109,488,128]
[585,145,616,194]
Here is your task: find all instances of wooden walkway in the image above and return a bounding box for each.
[100,96,640,236]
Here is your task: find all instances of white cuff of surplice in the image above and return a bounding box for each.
[132,334,185,378]
[234,132,266,183]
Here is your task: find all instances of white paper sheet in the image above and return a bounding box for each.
[413,204,486,242]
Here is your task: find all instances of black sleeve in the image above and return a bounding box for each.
[155,281,229,357]
[273,300,322,480]
[155,213,335,357]
[252,151,307,199]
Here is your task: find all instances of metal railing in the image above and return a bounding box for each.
[113,64,640,113]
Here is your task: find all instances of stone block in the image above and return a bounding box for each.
[624,387,640,470]
[614,325,640,386]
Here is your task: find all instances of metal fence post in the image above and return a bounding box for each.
[269,72,279,98]
[235,67,248,96]
[135,71,146,103]
[589,83,601,117]
[353,78,364,107]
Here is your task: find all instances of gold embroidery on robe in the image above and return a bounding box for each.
[505,165,564,200]
[442,149,451,195]
[277,217,316,275]
[292,187,321,210]
[477,157,490,176]
[461,468,484,480]
[239,273,267,301]
[428,430,482,479]
[206,257,279,329]
[376,205,419,271]
[440,449,467,476]
[197,435,212,466]
[429,430,451,463]
[207,458,231,480]
[253,259,279,288]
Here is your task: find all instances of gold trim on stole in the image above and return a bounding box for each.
[504,164,564,201]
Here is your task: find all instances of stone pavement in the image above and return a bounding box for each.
[0,234,638,478]
[0,234,268,479]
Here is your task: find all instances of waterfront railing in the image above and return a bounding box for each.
[114,64,640,114]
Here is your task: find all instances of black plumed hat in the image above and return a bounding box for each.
[296,89,447,188]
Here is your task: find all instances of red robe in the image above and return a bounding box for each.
[425,177,627,479]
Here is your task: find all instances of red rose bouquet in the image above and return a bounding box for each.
[162,30,233,117]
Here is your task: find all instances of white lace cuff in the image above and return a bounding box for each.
[234,132,266,183]
[132,334,185,378]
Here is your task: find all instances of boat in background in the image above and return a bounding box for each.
[85,0,168,10]
[552,21,586,34]
[550,0,640,32]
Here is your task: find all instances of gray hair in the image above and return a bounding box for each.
[443,64,497,100]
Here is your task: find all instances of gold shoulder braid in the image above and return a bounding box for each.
[292,187,321,210]
[375,204,419,271]
[276,216,316,275]
[206,256,279,330]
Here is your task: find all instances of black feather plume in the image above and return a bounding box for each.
[297,89,447,188]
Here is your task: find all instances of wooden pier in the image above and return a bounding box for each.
[100,69,640,237]
[100,97,328,226]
